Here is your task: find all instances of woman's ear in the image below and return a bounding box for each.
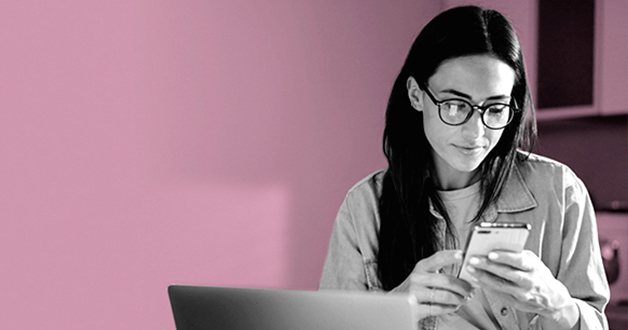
[406,76,424,112]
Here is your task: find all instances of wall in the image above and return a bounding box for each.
[0,1,441,329]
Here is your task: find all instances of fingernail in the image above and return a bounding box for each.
[469,257,480,265]
[454,251,463,259]
[467,265,476,273]
[488,252,498,260]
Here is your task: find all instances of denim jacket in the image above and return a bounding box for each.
[319,153,609,330]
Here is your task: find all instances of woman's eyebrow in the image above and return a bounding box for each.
[440,88,511,101]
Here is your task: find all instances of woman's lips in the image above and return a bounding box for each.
[455,145,484,155]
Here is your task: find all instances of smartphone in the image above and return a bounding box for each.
[458,222,531,282]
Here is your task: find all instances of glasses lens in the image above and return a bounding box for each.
[439,100,472,125]
[483,104,512,129]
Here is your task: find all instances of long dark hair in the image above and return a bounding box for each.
[377,6,536,290]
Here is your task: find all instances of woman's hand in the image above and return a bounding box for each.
[391,250,475,321]
[465,250,580,329]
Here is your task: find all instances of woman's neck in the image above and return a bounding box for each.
[435,169,481,191]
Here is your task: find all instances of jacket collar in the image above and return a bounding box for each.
[480,163,537,222]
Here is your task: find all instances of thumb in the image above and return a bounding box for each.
[414,250,463,273]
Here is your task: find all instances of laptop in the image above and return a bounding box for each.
[168,285,418,330]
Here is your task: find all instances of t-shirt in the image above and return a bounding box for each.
[437,182,501,330]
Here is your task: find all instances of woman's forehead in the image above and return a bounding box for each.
[428,55,515,99]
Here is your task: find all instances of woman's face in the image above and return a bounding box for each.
[408,55,516,190]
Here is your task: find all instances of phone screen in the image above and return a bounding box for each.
[458,222,531,282]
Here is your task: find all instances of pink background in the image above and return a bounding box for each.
[0,1,440,329]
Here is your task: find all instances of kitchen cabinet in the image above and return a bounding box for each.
[533,0,628,119]
[537,0,628,119]
[596,0,628,116]
[536,0,595,115]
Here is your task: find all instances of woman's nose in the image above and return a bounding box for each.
[462,109,485,138]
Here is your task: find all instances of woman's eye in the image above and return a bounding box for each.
[487,104,507,114]
[444,101,467,112]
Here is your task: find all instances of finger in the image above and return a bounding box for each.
[414,250,463,273]
[487,250,536,272]
[415,302,459,319]
[467,257,527,287]
[466,264,516,294]
[412,285,470,306]
[469,257,526,283]
[466,262,535,301]
[466,264,562,316]
[410,273,475,301]
[432,287,472,306]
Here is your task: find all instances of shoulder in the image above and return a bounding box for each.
[514,151,588,198]
[337,169,387,231]
[516,151,582,182]
[346,169,386,199]
[516,151,567,171]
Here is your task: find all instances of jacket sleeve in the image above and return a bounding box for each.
[552,170,610,330]
[319,195,370,291]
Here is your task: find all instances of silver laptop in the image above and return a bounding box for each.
[168,285,417,330]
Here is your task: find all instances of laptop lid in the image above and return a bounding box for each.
[168,285,418,330]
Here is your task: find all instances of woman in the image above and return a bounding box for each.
[319,6,609,330]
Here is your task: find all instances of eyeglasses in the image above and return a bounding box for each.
[420,84,518,130]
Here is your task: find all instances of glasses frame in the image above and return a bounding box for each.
[419,84,519,130]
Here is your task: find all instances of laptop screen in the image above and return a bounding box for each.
[168,285,417,330]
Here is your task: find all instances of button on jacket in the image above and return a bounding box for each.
[319,152,609,330]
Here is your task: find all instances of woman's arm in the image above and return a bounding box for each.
[546,174,609,329]
[319,197,371,290]
[466,170,609,329]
